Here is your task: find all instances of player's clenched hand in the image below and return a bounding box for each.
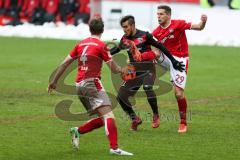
[172,60,185,72]
[48,82,57,94]
[124,39,142,62]
[121,65,136,81]
[201,14,207,23]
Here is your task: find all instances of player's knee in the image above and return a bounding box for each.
[143,85,153,91]
[103,111,115,119]
[152,48,160,57]
[175,91,184,100]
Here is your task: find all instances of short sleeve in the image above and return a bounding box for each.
[178,20,192,30]
[69,44,78,59]
[101,44,112,62]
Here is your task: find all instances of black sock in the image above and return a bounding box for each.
[147,97,159,115]
[144,86,159,115]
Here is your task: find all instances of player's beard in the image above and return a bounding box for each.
[129,30,133,37]
[126,30,133,37]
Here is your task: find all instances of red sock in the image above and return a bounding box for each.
[78,117,104,134]
[105,118,118,150]
[141,51,156,61]
[177,98,187,125]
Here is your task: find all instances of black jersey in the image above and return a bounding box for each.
[111,30,153,62]
[110,29,175,72]
[119,30,153,63]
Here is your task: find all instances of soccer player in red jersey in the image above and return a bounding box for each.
[152,5,207,133]
[48,17,133,155]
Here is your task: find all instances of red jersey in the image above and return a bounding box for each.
[69,37,112,83]
[152,20,192,57]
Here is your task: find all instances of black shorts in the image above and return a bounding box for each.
[119,64,156,96]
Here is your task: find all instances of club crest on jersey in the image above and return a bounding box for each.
[169,29,174,33]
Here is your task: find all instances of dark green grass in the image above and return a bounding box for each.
[0,37,240,160]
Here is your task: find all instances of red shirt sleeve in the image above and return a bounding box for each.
[178,20,192,30]
[69,45,79,59]
[101,44,112,62]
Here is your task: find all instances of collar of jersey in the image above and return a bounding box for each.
[126,29,139,39]
[160,20,171,29]
[90,35,100,40]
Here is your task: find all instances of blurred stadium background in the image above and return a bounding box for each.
[0,0,240,46]
[0,0,240,160]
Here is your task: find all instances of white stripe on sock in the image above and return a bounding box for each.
[104,118,109,136]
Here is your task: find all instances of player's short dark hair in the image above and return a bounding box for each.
[120,15,135,26]
[158,5,171,15]
[89,17,104,35]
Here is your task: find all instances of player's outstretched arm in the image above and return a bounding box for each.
[106,60,123,74]
[110,46,121,55]
[191,14,207,31]
[147,33,185,72]
[48,55,74,93]
[106,60,136,81]
[109,38,126,55]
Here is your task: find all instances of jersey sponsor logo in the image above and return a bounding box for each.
[169,28,174,33]
[161,34,174,43]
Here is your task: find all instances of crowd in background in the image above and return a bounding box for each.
[0,0,90,26]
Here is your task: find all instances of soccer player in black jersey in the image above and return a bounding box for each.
[110,15,184,131]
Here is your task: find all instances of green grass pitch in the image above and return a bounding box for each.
[0,36,240,160]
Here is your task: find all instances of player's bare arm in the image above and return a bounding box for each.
[106,60,123,74]
[48,55,74,93]
[191,14,207,30]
